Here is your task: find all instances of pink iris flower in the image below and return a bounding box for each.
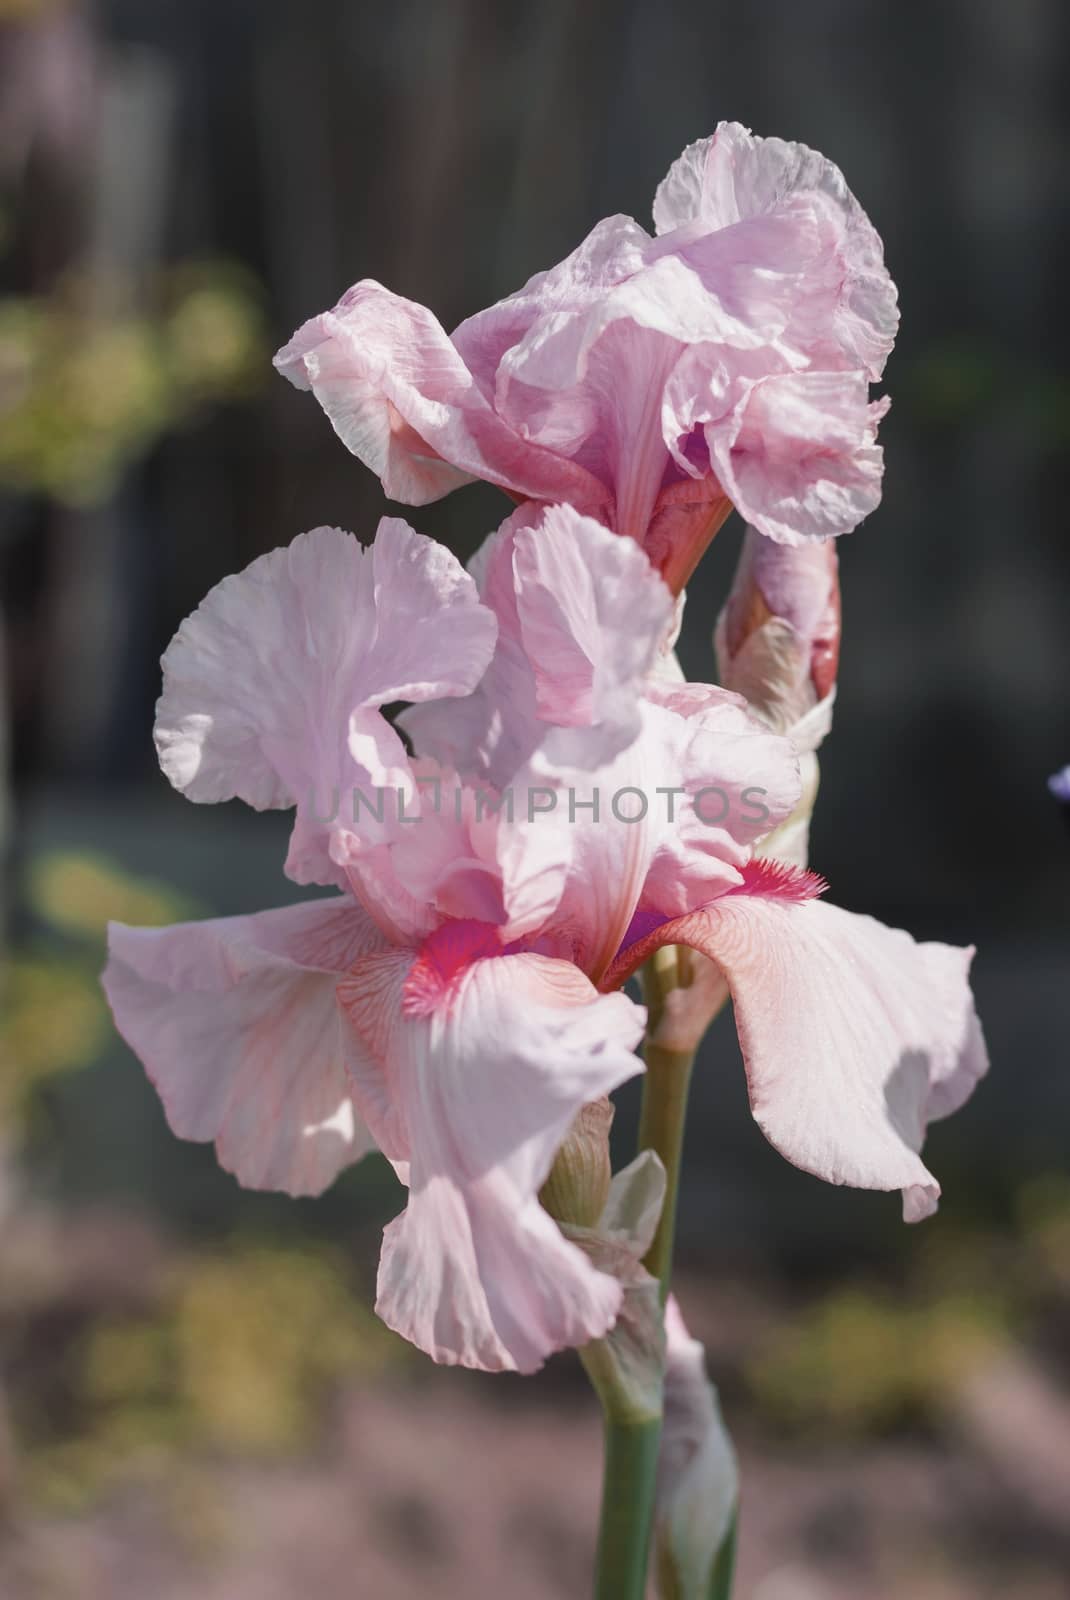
[103,504,985,1375]
[275,123,898,592]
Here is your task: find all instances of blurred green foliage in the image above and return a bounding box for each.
[0,956,106,1117]
[24,1244,402,1513]
[748,1179,1070,1436]
[749,1287,1007,1434]
[0,263,265,507]
[2,850,199,1122]
[0,0,68,17]
[27,849,200,941]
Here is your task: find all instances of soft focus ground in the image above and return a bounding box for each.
[0,1219,1068,1600]
[1,840,1069,1599]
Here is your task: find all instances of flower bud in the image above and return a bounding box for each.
[539,1097,614,1228]
[715,528,840,734]
[715,530,840,868]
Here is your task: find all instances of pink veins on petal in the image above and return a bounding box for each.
[402,920,505,1017]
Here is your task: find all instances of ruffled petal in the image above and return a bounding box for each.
[337,947,646,1372]
[154,521,495,886]
[514,503,673,730]
[402,503,673,786]
[706,372,887,545]
[492,258,767,546]
[102,896,386,1196]
[452,214,652,389]
[609,894,987,1218]
[275,280,602,507]
[653,121,898,379]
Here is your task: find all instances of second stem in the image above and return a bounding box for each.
[639,945,700,1302]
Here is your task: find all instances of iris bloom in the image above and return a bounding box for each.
[275,123,898,593]
[104,503,984,1375]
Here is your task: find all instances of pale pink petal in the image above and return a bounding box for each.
[402,503,674,786]
[154,521,495,886]
[102,897,387,1196]
[335,761,510,947]
[398,509,536,784]
[514,503,673,733]
[275,280,601,508]
[452,214,652,390]
[359,517,498,702]
[493,261,773,547]
[653,122,898,379]
[338,947,646,1372]
[497,689,800,979]
[707,372,887,545]
[610,894,988,1218]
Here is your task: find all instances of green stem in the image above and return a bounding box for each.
[585,946,705,1598]
[590,1411,662,1600]
[638,949,699,1303]
[638,1036,696,1303]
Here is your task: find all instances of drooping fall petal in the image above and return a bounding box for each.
[609,891,987,1219]
[102,896,386,1196]
[337,945,646,1372]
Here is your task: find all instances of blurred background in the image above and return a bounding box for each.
[1,1,1067,1596]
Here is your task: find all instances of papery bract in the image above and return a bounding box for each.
[655,1296,739,1599]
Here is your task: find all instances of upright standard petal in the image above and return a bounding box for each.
[154,520,495,885]
[609,889,987,1218]
[102,897,387,1196]
[401,503,674,786]
[337,945,646,1372]
[278,129,897,572]
[653,121,898,380]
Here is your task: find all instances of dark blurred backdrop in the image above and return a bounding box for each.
[1,4,1068,1598]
